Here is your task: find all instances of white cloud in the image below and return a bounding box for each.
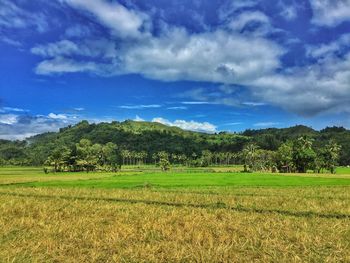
[306,33,350,58]
[28,2,350,117]
[35,57,100,75]
[73,107,85,111]
[167,106,188,110]
[120,28,283,84]
[181,101,213,105]
[31,40,81,57]
[0,0,48,32]
[2,107,27,112]
[1,36,22,47]
[310,0,350,27]
[60,0,150,38]
[33,25,283,83]
[280,5,297,21]
[0,114,18,125]
[0,114,77,140]
[227,11,270,33]
[118,104,161,109]
[218,0,258,22]
[48,113,68,120]
[179,88,241,107]
[0,133,38,141]
[31,39,117,59]
[152,117,217,133]
[242,102,266,106]
[224,122,243,126]
[251,52,350,116]
[134,115,145,121]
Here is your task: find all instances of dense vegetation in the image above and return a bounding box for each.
[0,120,349,172]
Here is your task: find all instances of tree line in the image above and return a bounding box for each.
[42,136,341,174]
[0,121,348,169]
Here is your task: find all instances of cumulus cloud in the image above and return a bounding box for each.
[28,1,350,117]
[310,0,350,27]
[60,0,150,38]
[0,114,18,125]
[0,114,75,140]
[120,28,283,84]
[251,52,350,116]
[152,117,217,133]
[32,24,283,83]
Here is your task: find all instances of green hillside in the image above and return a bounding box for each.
[1,120,350,166]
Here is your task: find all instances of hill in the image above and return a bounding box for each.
[0,121,349,165]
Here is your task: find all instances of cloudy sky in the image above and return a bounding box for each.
[1,0,350,139]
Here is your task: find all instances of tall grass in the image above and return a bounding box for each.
[0,167,350,262]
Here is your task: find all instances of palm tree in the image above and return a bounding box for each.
[325,140,341,174]
[121,150,130,166]
[242,143,259,172]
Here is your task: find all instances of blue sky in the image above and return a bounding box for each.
[1,0,350,139]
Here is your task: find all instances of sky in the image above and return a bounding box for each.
[1,0,350,140]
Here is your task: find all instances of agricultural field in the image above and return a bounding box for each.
[1,166,350,262]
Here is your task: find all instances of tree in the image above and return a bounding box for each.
[313,151,326,173]
[242,143,259,172]
[45,146,71,172]
[158,151,170,171]
[324,140,341,174]
[152,152,158,165]
[276,141,294,173]
[76,139,99,172]
[292,137,316,173]
[256,149,275,172]
[121,150,130,166]
[102,142,121,171]
[200,150,212,167]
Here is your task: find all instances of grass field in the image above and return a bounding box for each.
[1,167,350,262]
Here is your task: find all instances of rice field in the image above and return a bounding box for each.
[1,167,350,262]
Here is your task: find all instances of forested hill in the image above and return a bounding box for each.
[1,120,350,165]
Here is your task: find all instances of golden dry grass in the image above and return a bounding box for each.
[1,186,350,262]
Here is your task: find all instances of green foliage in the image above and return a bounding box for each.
[242,144,259,172]
[276,141,294,172]
[323,140,341,174]
[292,137,316,173]
[45,145,71,172]
[0,121,349,172]
[157,151,170,171]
